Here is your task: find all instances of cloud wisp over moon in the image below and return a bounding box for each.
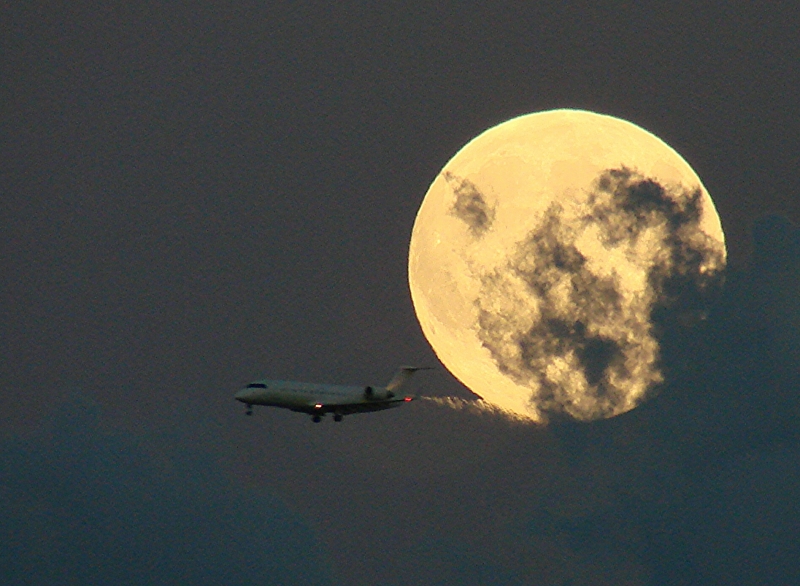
[445,172,496,237]
[475,168,726,421]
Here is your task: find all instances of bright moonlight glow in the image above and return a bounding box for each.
[408,109,726,423]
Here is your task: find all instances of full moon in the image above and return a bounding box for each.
[408,109,726,423]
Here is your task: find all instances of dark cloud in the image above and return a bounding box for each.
[475,168,725,420]
[540,218,800,584]
[752,214,800,273]
[662,216,800,444]
[445,172,496,237]
[599,169,725,326]
[0,399,335,586]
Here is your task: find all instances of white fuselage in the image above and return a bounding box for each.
[235,378,414,422]
[235,366,428,422]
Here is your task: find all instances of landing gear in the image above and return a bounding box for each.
[245,404,253,416]
[312,415,322,423]
[333,414,343,422]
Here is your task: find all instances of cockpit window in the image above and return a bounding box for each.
[247,383,267,389]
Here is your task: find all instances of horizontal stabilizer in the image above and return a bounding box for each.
[386,366,433,392]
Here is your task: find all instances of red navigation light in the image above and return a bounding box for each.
[404,396,413,402]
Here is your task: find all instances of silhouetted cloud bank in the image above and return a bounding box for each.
[0,400,334,586]
[537,214,800,584]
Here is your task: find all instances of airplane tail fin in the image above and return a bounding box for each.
[386,366,432,392]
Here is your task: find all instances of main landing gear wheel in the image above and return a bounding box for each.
[312,415,322,423]
[333,414,343,422]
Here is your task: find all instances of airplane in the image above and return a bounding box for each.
[234,366,431,422]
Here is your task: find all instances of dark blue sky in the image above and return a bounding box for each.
[3,2,799,584]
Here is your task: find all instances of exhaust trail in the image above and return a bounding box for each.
[417,395,535,424]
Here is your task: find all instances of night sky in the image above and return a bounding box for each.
[3,3,799,585]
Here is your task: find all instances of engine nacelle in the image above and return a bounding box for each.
[363,386,395,400]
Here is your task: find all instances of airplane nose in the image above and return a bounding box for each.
[234,388,252,402]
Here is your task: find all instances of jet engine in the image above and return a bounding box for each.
[363,386,396,400]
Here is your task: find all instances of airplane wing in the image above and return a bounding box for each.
[292,397,412,416]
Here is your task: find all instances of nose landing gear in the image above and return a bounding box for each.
[245,404,253,416]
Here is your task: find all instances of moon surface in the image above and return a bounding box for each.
[408,109,726,423]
